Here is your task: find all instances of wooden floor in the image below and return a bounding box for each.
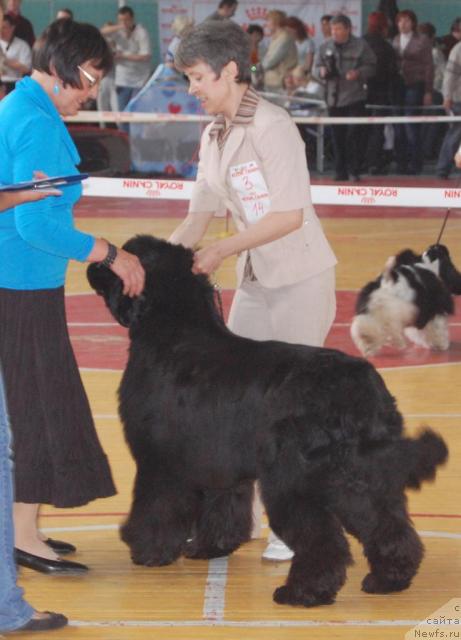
[9,186,461,639]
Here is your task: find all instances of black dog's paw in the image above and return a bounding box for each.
[361,573,411,594]
[183,540,232,560]
[130,548,178,567]
[273,585,335,607]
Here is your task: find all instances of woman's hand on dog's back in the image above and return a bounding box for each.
[88,239,145,297]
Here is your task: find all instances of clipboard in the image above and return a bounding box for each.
[0,174,89,192]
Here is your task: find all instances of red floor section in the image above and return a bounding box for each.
[67,291,461,371]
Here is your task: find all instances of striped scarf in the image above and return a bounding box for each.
[208,86,259,151]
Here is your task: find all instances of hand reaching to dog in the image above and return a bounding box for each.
[110,249,145,297]
[87,238,145,297]
[193,245,224,275]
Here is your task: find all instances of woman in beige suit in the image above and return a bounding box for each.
[170,19,337,561]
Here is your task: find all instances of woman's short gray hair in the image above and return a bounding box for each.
[175,20,251,83]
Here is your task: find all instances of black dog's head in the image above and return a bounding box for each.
[87,235,195,328]
[423,244,461,295]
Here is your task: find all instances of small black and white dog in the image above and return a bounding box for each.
[351,244,461,357]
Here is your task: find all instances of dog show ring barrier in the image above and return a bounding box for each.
[66,108,461,176]
[69,109,461,208]
[82,176,461,210]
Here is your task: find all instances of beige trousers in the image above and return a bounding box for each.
[227,267,336,537]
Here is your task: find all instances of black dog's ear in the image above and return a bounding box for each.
[394,249,421,266]
[87,263,142,328]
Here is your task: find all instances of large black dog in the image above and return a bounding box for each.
[87,235,448,608]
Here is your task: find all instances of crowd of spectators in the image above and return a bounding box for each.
[2,0,461,178]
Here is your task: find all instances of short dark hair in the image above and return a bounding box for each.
[396,10,417,30]
[218,0,237,8]
[331,14,352,30]
[175,20,251,83]
[33,19,113,88]
[118,6,134,18]
[286,16,308,41]
[321,15,332,23]
[57,8,73,19]
[247,23,264,38]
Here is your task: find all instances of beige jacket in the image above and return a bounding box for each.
[189,97,337,289]
[262,30,298,91]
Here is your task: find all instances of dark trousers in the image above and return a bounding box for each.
[329,101,367,178]
[393,82,425,174]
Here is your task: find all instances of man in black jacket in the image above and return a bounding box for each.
[316,14,376,181]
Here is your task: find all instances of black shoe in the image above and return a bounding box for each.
[15,548,89,574]
[14,611,68,632]
[350,174,361,182]
[436,172,449,179]
[333,173,349,181]
[45,538,76,555]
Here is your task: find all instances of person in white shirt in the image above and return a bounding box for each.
[101,5,151,111]
[0,13,31,93]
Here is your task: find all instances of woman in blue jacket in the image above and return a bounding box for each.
[0,19,144,576]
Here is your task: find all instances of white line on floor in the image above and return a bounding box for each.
[203,557,229,621]
[67,619,425,628]
[68,322,119,327]
[418,530,461,539]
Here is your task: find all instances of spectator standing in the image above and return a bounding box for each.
[5,0,33,47]
[363,11,399,174]
[205,0,238,22]
[286,15,315,77]
[436,39,461,178]
[320,14,332,41]
[439,17,461,61]
[316,14,376,181]
[377,0,399,39]
[247,23,265,65]
[97,21,118,117]
[392,9,434,175]
[261,10,297,92]
[418,22,446,161]
[101,6,151,112]
[0,13,32,94]
[165,15,194,68]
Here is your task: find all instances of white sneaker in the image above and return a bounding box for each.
[261,536,294,561]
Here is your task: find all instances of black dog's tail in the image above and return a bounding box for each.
[404,428,448,490]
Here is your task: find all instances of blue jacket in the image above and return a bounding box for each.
[0,76,95,289]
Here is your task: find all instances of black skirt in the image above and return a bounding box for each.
[0,287,116,507]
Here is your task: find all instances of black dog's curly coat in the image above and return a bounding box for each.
[87,235,448,608]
